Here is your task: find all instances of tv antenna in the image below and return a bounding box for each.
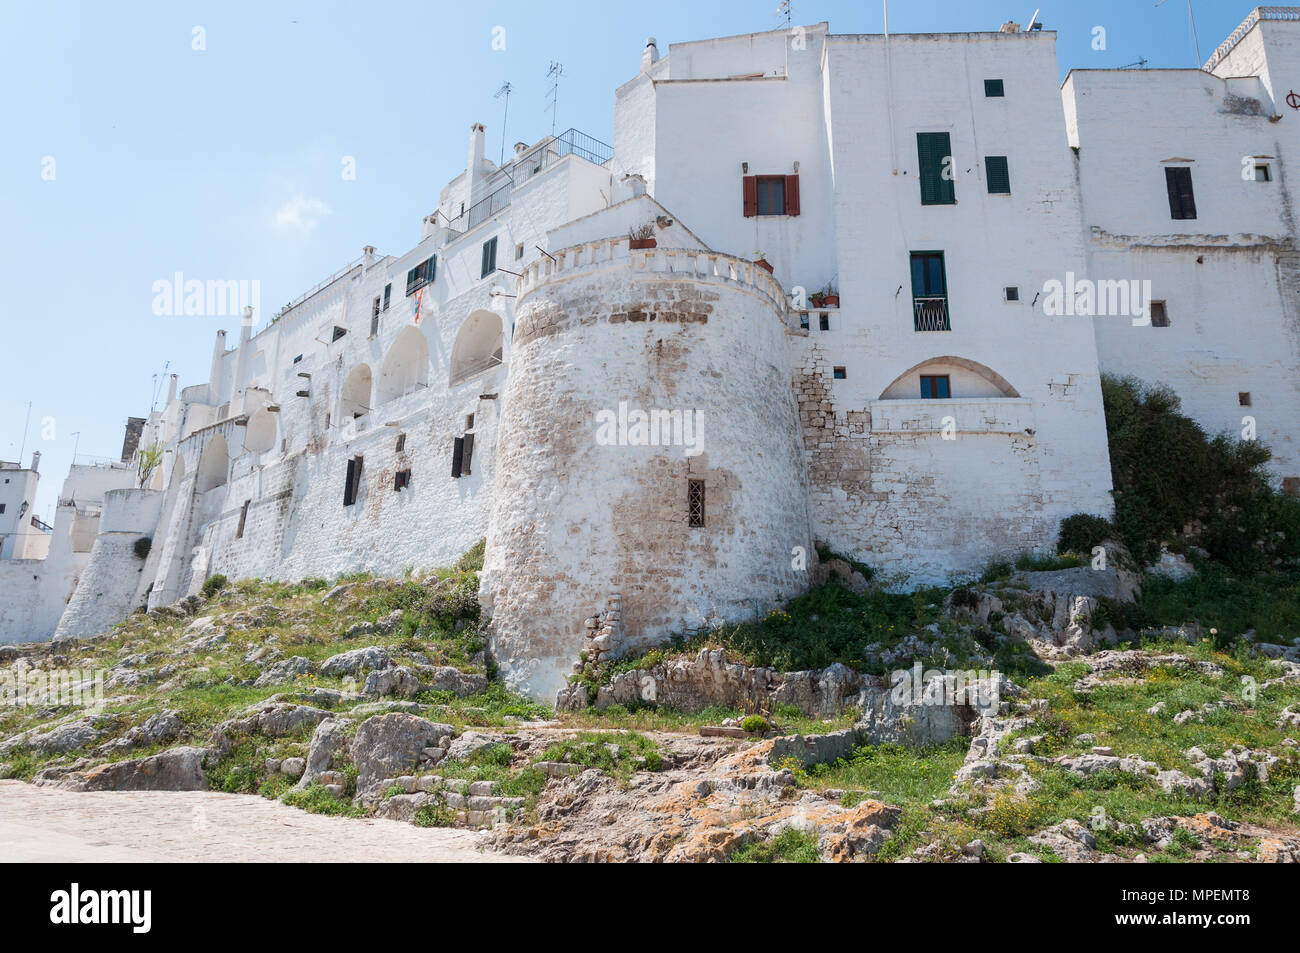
[494,82,513,165]
[776,1,791,27]
[545,61,563,137]
[1121,57,1149,69]
[1156,0,1201,66]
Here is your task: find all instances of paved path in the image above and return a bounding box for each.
[0,780,530,862]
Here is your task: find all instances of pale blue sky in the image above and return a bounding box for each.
[0,0,1251,520]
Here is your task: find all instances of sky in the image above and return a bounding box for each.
[0,0,1255,521]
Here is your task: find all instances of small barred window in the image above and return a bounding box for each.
[688,479,705,528]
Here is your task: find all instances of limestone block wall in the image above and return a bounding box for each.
[53,488,162,640]
[482,241,814,701]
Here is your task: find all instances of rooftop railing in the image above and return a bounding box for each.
[1204,7,1300,71]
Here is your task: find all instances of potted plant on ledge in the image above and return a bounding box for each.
[629,223,657,250]
[753,250,774,274]
[819,282,839,308]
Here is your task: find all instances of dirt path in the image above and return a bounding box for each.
[0,780,531,863]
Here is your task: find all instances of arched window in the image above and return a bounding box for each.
[244,408,277,453]
[376,327,430,404]
[341,364,373,420]
[449,310,503,387]
[195,433,229,493]
[878,356,1020,400]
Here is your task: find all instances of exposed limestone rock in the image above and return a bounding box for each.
[297,718,349,789]
[319,646,393,677]
[41,746,210,792]
[252,656,315,687]
[352,713,454,798]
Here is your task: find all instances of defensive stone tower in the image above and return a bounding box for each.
[481,238,815,701]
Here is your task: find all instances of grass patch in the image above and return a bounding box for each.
[731,827,820,863]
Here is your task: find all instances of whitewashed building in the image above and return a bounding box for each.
[5,8,1300,702]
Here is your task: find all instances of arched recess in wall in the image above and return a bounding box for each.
[376,327,430,404]
[244,408,277,454]
[878,356,1021,400]
[450,310,504,386]
[341,364,373,420]
[195,433,230,493]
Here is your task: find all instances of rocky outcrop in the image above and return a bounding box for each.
[39,746,210,792]
[351,713,454,799]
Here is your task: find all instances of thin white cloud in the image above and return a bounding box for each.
[274,195,331,234]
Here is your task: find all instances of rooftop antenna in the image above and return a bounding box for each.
[545,61,563,137]
[1120,57,1149,69]
[1156,0,1201,66]
[17,400,32,465]
[776,0,791,27]
[1025,7,1041,30]
[494,82,513,166]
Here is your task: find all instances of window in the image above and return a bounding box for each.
[1165,167,1197,220]
[395,433,406,452]
[688,479,705,528]
[451,433,475,478]
[331,326,347,342]
[985,155,1011,194]
[394,469,411,491]
[799,313,809,330]
[832,366,846,380]
[343,456,363,506]
[1150,300,1169,327]
[382,283,391,311]
[910,251,950,331]
[0,504,5,514]
[1004,286,1020,302]
[742,174,800,217]
[920,375,951,399]
[466,413,475,430]
[293,354,303,364]
[481,237,498,278]
[917,132,955,205]
[984,79,1005,97]
[236,500,250,539]
[819,312,830,331]
[1239,392,1252,407]
[371,297,381,337]
[406,257,436,295]
[1254,163,1271,182]
[515,243,525,260]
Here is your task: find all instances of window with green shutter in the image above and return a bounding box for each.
[985,155,1011,194]
[481,237,498,278]
[917,132,955,205]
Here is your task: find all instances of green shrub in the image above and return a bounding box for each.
[133,537,153,559]
[201,574,229,599]
[740,715,770,734]
[1101,375,1289,567]
[1057,514,1114,555]
[455,538,486,573]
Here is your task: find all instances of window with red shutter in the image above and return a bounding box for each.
[742,176,758,217]
[784,174,800,216]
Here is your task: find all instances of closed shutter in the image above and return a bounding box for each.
[428,255,437,284]
[1165,167,1196,220]
[343,457,359,505]
[917,132,955,205]
[742,175,758,217]
[481,238,497,278]
[784,174,801,216]
[461,433,474,476]
[382,284,391,310]
[451,436,464,478]
[406,266,417,295]
[985,156,1010,194]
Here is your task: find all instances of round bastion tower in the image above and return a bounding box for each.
[480,240,815,702]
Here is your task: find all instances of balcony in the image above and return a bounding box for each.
[913,296,950,331]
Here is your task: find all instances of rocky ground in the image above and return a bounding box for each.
[2,550,1299,863]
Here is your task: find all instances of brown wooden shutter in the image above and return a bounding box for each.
[451,437,464,478]
[784,174,800,216]
[742,175,758,217]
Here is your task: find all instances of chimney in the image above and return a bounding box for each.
[363,245,376,268]
[467,122,487,195]
[209,329,227,399]
[642,37,659,71]
[31,451,40,473]
[166,373,178,405]
[513,141,530,158]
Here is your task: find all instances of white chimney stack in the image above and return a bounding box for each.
[467,122,487,195]
[31,451,40,473]
[209,329,227,398]
[167,373,178,405]
[642,37,659,71]
[363,245,376,267]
